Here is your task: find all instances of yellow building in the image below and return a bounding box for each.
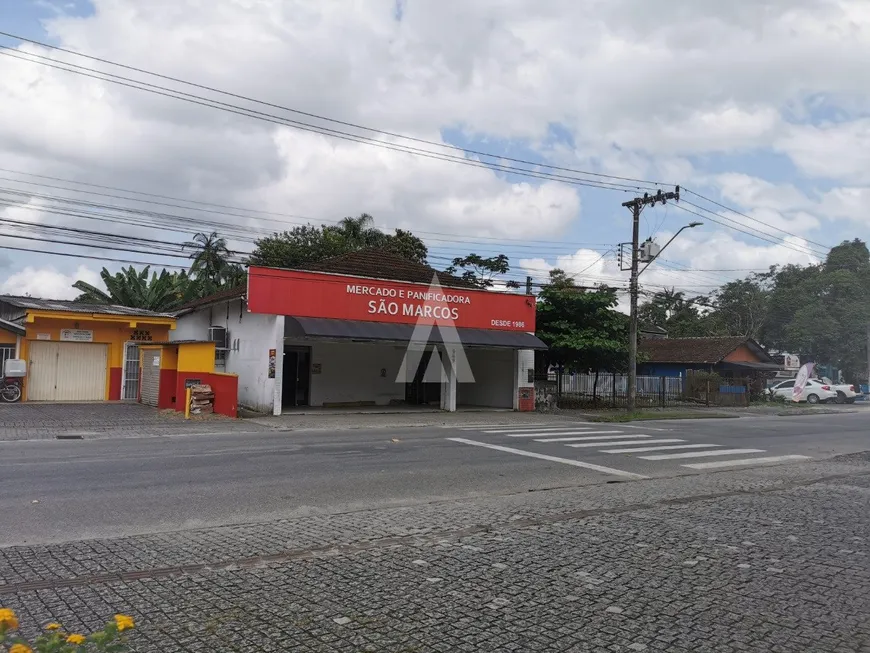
[0,296,176,402]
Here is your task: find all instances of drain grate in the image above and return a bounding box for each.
[55,434,84,440]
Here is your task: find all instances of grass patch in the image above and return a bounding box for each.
[588,410,739,422]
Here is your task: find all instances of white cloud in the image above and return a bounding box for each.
[777,119,870,184]
[520,230,821,313]
[0,0,867,279]
[0,265,100,300]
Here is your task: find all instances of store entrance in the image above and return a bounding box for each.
[404,346,442,406]
[282,346,311,408]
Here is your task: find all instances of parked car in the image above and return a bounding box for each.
[816,377,859,404]
[768,378,838,404]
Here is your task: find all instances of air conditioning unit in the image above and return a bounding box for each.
[208,326,228,349]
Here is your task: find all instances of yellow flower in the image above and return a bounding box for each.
[114,614,135,632]
[66,634,86,645]
[0,607,19,630]
[9,644,33,653]
[46,622,62,630]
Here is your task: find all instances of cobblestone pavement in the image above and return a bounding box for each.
[3,455,870,651]
[0,403,270,441]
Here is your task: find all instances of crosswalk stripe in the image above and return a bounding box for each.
[446,438,648,479]
[682,455,811,470]
[482,426,593,434]
[567,438,685,448]
[506,430,623,438]
[456,424,560,431]
[600,443,722,453]
[535,434,651,443]
[638,448,765,460]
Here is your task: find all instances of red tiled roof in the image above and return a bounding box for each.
[302,249,477,289]
[174,286,245,313]
[639,336,771,364]
[175,249,478,314]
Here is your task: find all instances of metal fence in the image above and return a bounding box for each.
[536,371,752,409]
[540,372,685,408]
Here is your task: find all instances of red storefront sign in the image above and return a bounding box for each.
[247,266,536,332]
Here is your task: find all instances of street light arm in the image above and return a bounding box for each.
[637,222,702,277]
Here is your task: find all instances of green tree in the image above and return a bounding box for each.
[248,216,428,268]
[73,266,193,312]
[698,273,772,339]
[536,269,629,400]
[332,213,386,248]
[386,228,428,264]
[761,239,870,382]
[638,288,705,337]
[183,231,232,291]
[445,254,520,289]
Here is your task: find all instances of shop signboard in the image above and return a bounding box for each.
[60,329,94,342]
[247,267,536,331]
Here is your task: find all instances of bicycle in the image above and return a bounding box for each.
[1,377,22,403]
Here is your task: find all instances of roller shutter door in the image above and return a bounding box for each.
[140,349,161,407]
[28,341,108,401]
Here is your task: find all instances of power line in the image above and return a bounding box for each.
[0,35,833,259]
[0,169,616,251]
[669,202,827,259]
[0,31,669,188]
[0,47,656,196]
[683,188,831,251]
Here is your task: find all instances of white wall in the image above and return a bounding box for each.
[458,348,516,408]
[173,301,284,414]
[172,310,210,341]
[286,340,407,407]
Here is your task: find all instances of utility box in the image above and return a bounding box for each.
[639,240,661,263]
[3,359,26,378]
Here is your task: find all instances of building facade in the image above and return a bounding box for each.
[0,296,176,402]
[173,252,546,414]
[638,336,780,378]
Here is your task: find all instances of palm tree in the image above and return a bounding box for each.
[335,214,387,248]
[73,266,191,312]
[183,231,231,287]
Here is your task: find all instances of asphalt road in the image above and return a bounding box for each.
[1,411,868,545]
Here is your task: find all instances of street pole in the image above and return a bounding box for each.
[627,200,641,412]
[622,187,682,412]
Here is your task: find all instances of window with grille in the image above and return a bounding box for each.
[215,348,228,372]
[0,346,15,376]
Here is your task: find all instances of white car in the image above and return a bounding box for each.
[768,378,838,404]
[817,377,859,404]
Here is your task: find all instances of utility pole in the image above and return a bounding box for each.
[621,187,681,411]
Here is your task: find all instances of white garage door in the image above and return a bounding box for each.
[28,341,108,401]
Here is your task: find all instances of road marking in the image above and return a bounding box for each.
[535,434,652,443]
[567,438,685,448]
[638,448,765,460]
[456,424,559,431]
[600,443,723,453]
[482,426,595,434]
[506,430,624,438]
[446,438,647,479]
[682,455,811,469]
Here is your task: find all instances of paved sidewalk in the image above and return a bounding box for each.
[248,410,584,431]
[0,403,270,441]
[2,454,869,651]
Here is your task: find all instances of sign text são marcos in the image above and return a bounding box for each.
[247,267,536,331]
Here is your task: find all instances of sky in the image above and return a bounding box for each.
[0,0,867,305]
